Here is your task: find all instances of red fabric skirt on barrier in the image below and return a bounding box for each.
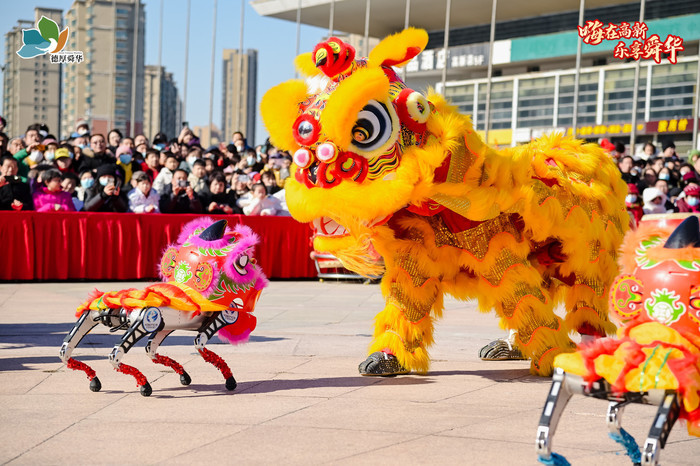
[2,211,316,281]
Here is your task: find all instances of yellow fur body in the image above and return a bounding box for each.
[262,29,628,376]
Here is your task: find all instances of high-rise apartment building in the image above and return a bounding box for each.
[2,8,63,138]
[62,0,144,139]
[143,65,179,141]
[222,49,257,145]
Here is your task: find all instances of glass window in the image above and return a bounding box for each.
[445,84,475,119]
[649,62,696,120]
[517,77,554,128]
[602,68,645,123]
[558,73,597,126]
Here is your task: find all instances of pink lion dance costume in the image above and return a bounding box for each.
[59,218,268,396]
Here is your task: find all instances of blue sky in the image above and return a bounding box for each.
[0,0,329,144]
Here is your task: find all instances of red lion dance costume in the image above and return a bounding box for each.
[536,215,700,465]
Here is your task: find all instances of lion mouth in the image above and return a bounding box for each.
[312,215,392,238]
[313,217,348,237]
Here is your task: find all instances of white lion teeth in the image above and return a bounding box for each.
[313,216,347,237]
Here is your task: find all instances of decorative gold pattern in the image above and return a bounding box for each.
[429,213,523,260]
[516,316,560,345]
[575,276,606,297]
[394,254,429,288]
[386,329,423,353]
[444,136,475,184]
[389,283,433,323]
[501,282,546,318]
[482,248,527,286]
[573,300,605,319]
[589,240,601,262]
[532,180,600,221]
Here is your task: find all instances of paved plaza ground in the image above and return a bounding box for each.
[0,280,698,465]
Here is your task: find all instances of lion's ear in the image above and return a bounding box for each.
[368,28,428,68]
[294,52,321,78]
[260,80,307,151]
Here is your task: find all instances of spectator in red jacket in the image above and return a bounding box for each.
[676,185,700,213]
[625,183,643,224]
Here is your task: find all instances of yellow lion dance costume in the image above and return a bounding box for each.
[261,28,628,376]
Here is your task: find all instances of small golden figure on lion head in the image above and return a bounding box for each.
[262,28,628,377]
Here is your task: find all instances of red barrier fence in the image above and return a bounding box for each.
[1,211,316,281]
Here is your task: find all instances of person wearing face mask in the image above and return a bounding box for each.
[231,131,251,154]
[625,183,643,225]
[73,121,90,138]
[75,169,95,205]
[642,187,671,215]
[243,148,264,173]
[32,168,76,212]
[83,163,127,212]
[115,145,135,184]
[181,146,203,173]
[42,137,59,164]
[675,185,700,213]
[128,171,160,213]
[54,147,76,174]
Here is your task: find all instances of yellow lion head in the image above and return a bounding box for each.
[261,28,470,274]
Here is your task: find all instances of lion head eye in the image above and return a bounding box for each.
[293,114,320,146]
[350,100,393,154]
[298,121,314,139]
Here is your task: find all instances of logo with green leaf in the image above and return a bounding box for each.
[16,16,69,59]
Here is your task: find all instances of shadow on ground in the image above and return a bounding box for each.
[0,323,286,348]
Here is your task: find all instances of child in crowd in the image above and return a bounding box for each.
[188,159,209,196]
[128,171,160,213]
[238,183,282,216]
[32,168,76,212]
[153,154,179,194]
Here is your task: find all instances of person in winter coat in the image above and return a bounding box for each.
[83,163,128,212]
[128,170,160,213]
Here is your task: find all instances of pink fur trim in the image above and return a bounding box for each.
[252,266,270,290]
[216,313,257,345]
[222,226,263,285]
[217,327,253,345]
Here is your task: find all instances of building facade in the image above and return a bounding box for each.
[62,0,144,139]
[222,48,257,146]
[413,3,700,154]
[253,0,700,154]
[143,65,179,141]
[2,8,63,138]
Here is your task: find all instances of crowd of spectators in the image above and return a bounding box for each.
[0,116,293,217]
[604,138,700,223]
[2,115,699,226]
